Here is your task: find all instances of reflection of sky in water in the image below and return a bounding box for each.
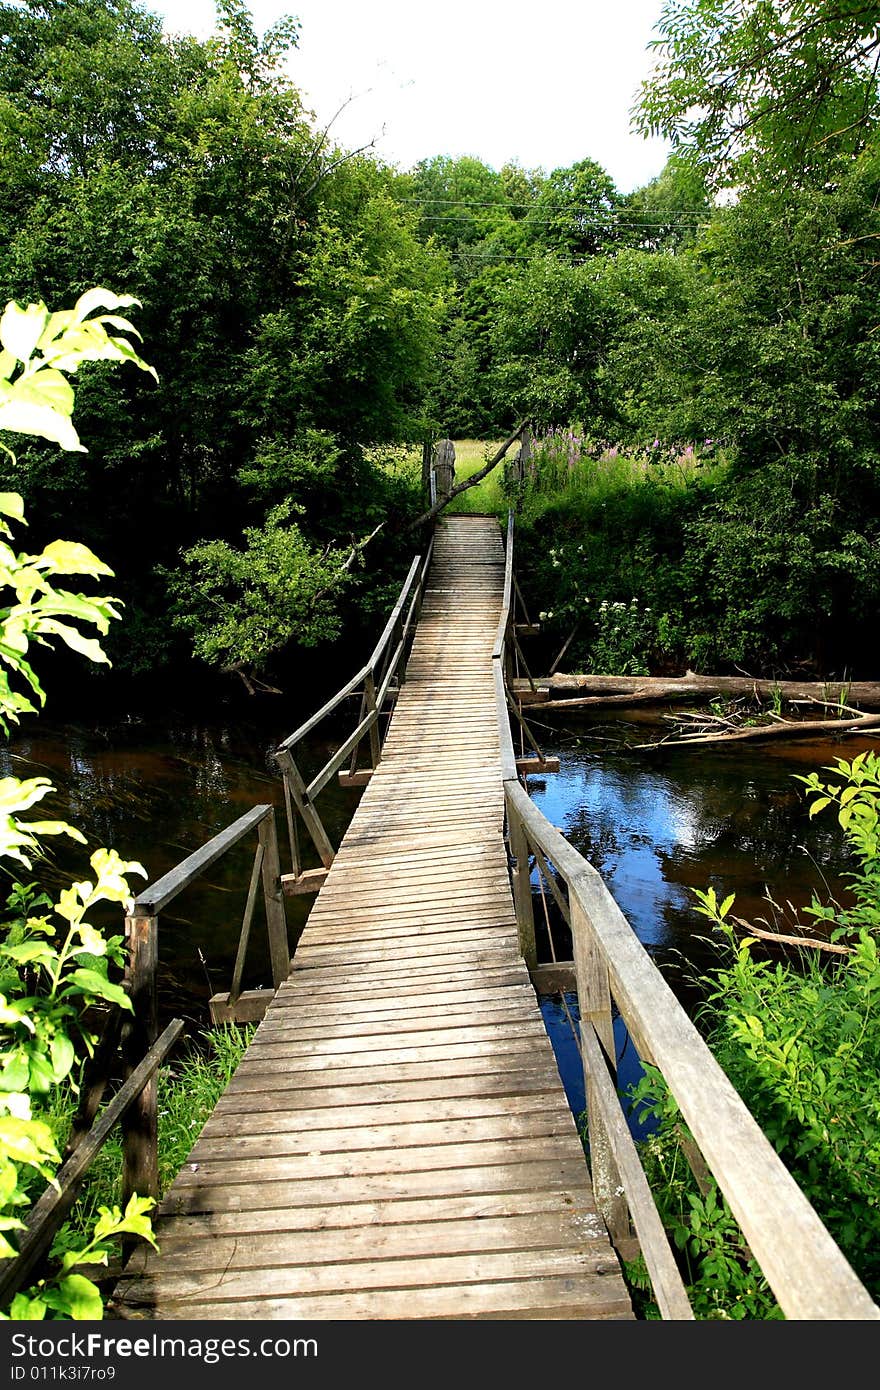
[524,723,865,973]
[528,763,693,953]
[524,720,877,1135]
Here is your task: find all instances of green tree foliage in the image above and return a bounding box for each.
[507,32,880,677]
[0,0,442,685]
[525,157,622,257]
[0,290,159,1319]
[165,502,359,689]
[489,256,607,427]
[620,153,713,249]
[629,752,880,1315]
[636,0,880,186]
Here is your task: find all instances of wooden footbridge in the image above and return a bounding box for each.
[111,517,634,1320]
[4,503,877,1321]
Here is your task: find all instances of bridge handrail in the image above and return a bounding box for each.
[0,1018,184,1308]
[494,510,879,1321]
[276,551,426,753]
[132,804,274,913]
[272,538,435,884]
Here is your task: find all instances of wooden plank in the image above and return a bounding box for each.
[242,1020,550,1059]
[152,1187,600,1239]
[221,1046,557,1089]
[516,756,561,774]
[250,1006,540,1047]
[164,1135,591,1187]
[118,1245,623,1304]
[217,1069,562,1113]
[157,1158,596,1217]
[190,1111,577,1161]
[127,1211,613,1273]
[117,1275,631,1322]
[338,769,373,788]
[200,1090,572,1138]
[530,961,577,994]
[257,990,535,1027]
[281,867,329,895]
[208,988,273,1026]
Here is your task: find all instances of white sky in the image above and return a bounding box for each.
[152,1,673,193]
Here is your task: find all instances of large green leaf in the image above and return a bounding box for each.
[49,1034,75,1082]
[72,287,141,323]
[45,1274,103,1321]
[0,302,48,365]
[65,969,130,1009]
[35,541,115,578]
[0,399,84,452]
[5,368,75,418]
[29,619,109,665]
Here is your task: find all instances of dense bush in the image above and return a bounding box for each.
[626,753,880,1317]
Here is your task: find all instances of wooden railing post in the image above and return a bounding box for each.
[228,841,265,1007]
[276,748,335,869]
[421,438,433,504]
[571,893,632,1251]
[259,810,290,990]
[393,610,407,687]
[281,767,302,878]
[364,670,382,768]
[121,912,159,1206]
[432,438,455,502]
[507,801,537,971]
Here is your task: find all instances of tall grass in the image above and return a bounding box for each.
[444,439,508,515]
[516,428,729,522]
[41,1024,254,1245]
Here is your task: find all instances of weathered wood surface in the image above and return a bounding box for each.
[515,671,880,709]
[112,516,632,1323]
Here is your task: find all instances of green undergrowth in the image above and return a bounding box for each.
[42,1023,254,1249]
[609,753,880,1318]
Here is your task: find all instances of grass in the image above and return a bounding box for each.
[443,439,509,515]
[516,431,730,524]
[37,1023,255,1247]
[372,438,512,517]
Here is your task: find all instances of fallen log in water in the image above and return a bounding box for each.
[513,671,880,710]
[730,917,853,956]
[634,709,880,750]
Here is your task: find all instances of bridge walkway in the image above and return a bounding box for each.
[113,516,633,1321]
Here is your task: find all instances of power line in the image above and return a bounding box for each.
[398,197,715,217]
[416,215,711,228]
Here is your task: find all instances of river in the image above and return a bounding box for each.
[2,704,874,1125]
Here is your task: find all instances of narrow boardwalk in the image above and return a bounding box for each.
[114,517,633,1321]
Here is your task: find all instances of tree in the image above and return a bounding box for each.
[488,255,607,427]
[525,158,621,258]
[0,0,445,685]
[636,0,880,186]
[622,153,713,250]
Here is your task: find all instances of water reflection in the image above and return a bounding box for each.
[2,713,361,1025]
[526,712,875,998]
[5,706,876,1051]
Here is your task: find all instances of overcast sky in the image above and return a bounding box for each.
[151,1,673,193]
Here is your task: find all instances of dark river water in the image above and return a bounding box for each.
[2,703,874,1124]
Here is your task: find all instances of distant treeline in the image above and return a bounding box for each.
[2,0,879,692]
